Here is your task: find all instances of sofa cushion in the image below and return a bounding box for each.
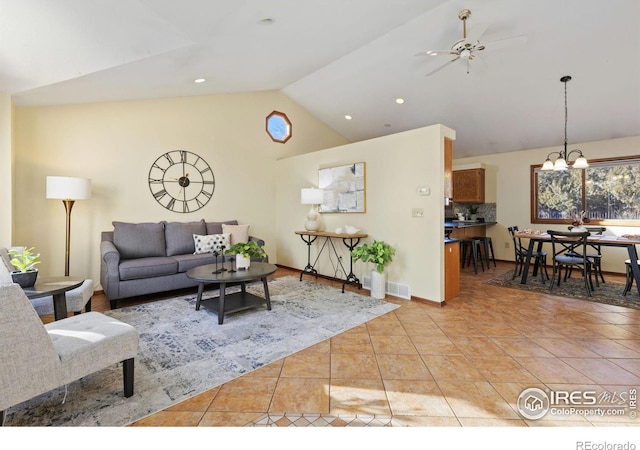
[118,257,178,280]
[173,253,224,273]
[113,222,166,259]
[205,220,238,235]
[222,223,250,245]
[193,234,230,254]
[164,220,206,256]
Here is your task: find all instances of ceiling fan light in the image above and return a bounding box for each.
[553,158,568,171]
[573,156,589,169]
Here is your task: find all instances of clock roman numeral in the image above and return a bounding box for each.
[167,198,176,210]
[153,189,167,200]
[164,153,174,165]
[149,178,163,184]
[179,151,187,163]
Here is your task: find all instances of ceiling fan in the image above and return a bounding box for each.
[416,9,527,77]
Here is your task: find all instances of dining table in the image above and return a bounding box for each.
[515,230,640,297]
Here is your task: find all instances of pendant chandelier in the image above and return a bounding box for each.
[541,75,589,171]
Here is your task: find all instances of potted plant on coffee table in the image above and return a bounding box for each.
[225,241,267,270]
[351,240,396,299]
[8,247,41,288]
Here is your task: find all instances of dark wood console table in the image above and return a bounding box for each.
[295,230,368,293]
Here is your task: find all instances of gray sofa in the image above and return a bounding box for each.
[100,219,265,309]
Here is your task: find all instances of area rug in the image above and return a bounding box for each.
[486,270,640,310]
[6,276,399,426]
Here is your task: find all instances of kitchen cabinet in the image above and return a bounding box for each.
[444,241,460,300]
[453,168,485,203]
[449,225,487,240]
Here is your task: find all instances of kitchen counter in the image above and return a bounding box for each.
[445,220,497,229]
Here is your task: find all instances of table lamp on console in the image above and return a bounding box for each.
[300,188,324,231]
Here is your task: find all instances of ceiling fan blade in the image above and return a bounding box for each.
[484,34,528,51]
[425,57,460,77]
[415,50,456,57]
[464,21,489,43]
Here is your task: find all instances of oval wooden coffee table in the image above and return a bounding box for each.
[186,261,277,324]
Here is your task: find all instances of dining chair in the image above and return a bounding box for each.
[507,226,549,282]
[567,226,606,286]
[547,230,594,296]
[623,258,640,296]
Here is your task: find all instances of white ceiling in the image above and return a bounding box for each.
[2,0,639,158]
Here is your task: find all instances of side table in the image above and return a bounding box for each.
[22,277,84,321]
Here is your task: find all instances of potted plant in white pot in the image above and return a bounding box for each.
[225,241,267,270]
[351,240,396,299]
[8,247,41,288]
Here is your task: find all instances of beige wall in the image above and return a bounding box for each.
[12,91,348,287]
[454,136,640,274]
[276,124,455,303]
[0,93,13,246]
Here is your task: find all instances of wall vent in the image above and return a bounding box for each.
[361,276,410,300]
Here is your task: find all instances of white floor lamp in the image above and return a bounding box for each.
[46,176,91,276]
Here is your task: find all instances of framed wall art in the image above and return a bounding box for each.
[318,162,366,213]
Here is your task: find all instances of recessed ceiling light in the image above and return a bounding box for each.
[344,115,352,120]
[194,78,206,83]
[396,98,405,104]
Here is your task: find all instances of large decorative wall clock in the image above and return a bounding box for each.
[148,150,215,213]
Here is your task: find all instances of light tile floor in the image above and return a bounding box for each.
[83,263,640,427]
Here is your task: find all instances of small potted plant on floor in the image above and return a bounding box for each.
[351,240,396,299]
[8,247,41,287]
[225,241,267,270]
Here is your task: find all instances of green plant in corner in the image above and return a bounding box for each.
[224,241,267,260]
[351,240,396,274]
[8,247,41,273]
[468,204,479,215]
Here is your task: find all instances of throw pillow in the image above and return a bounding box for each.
[113,221,166,259]
[193,234,230,254]
[222,223,250,245]
[205,220,238,235]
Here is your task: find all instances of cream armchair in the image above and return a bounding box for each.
[0,257,139,425]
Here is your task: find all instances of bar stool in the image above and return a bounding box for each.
[460,238,485,274]
[474,236,496,269]
[623,259,640,296]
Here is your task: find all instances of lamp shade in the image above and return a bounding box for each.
[46,176,91,200]
[301,188,323,205]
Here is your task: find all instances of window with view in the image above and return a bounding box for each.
[531,155,640,225]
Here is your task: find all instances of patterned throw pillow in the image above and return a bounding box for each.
[193,234,230,254]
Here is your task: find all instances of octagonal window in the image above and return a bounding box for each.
[266,111,292,143]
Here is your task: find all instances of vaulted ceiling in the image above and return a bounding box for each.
[2,0,639,158]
